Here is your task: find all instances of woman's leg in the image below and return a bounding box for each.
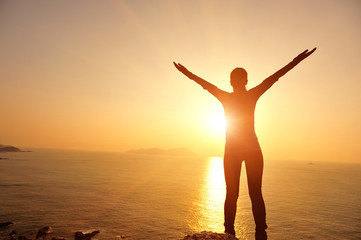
[223,151,242,235]
[245,150,267,233]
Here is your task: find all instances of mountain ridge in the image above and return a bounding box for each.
[126,147,196,156]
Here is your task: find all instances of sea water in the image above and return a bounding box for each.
[0,149,360,239]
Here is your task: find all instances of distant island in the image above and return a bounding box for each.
[126,147,196,156]
[0,144,31,153]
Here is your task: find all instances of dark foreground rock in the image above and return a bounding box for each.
[36,226,52,239]
[182,231,238,240]
[0,222,13,228]
[0,224,101,240]
[74,230,100,240]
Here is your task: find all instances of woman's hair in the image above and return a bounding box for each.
[230,68,248,86]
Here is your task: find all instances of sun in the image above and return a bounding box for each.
[205,107,226,135]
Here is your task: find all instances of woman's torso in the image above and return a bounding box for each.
[222,91,260,149]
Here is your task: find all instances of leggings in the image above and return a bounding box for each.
[223,146,267,232]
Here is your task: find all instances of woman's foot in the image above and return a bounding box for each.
[225,228,236,237]
[255,229,267,240]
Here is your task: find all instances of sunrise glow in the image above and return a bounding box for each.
[0,0,360,162]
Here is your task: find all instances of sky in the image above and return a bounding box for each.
[1,0,360,163]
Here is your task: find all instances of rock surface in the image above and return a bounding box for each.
[182,231,238,240]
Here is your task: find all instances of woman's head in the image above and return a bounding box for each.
[230,68,248,91]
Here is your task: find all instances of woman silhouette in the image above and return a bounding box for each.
[174,48,316,239]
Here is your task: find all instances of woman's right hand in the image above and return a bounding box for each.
[293,48,317,63]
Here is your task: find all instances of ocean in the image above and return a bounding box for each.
[0,149,360,239]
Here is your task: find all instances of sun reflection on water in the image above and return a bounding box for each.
[194,157,249,239]
[198,157,226,232]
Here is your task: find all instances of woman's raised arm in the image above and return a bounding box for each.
[173,62,229,100]
[251,48,317,97]
[271,48,317,79]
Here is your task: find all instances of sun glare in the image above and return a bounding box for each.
[206,108,226,135]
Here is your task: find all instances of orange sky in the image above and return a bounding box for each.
[1,0,360,163]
